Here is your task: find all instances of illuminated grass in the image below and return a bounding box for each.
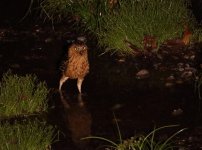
[97,0,195,54]
[40,0,199,55]
[0,71,49,118]
[0,120,55,150]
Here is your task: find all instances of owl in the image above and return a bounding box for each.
[59,37,89,93]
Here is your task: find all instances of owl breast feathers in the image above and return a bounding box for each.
[64,43,89,79]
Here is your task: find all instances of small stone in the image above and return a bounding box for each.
[177,63,184,67]
[178,67,184,72]
[136,69,150,79]
[172,108,183,116]
[165,82,174,87]
[181,71,193,78]
[117,58,125,63]
[111,103,123,110]
[166,75,175,81]
[45,38,53,43]
[176,80,183,84]
[190,55,195,60]
[188,136,193,142]
[184,55,189,59]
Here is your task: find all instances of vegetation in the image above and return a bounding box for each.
[40,0,110,31]
[40,0,201,55]
[0,71,49,118]
[82,125,186,150]
[0,120,55,150]
[192,27,202,44]
[97,0,194,54]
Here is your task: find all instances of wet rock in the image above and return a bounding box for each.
[190,55,195,60]
[117,58,125,63]
[136,69,150,79]
[153,63,161,70]
[166,75,175,81]
[111,103,123,110]
[165,82,174,87]
[45,37,53,43]
[171,108,183,116]
[181,71,193,79]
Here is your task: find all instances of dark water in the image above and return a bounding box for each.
[0,22,202,150]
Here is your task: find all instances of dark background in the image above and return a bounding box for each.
[0,0,201,26]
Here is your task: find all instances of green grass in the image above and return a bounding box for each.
[40,0,199,55]
[0,71,49,118]
[82,125,186,150]
[40,0,110,31]
[0,120,55,150]
[192,27,202,43]
[97,0,196,54]
[40,0,73,22]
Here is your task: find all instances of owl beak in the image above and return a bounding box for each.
[79,50,84,55]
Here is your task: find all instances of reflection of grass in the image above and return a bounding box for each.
[0,120,55,150]
[0,72,49,118]
[83,119,186,150]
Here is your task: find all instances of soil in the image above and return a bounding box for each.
[1,3,202,149]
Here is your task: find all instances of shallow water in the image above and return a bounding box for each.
[0,24,202,150]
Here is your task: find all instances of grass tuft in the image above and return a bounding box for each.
[82,125,186,150]
[0,71,49,118]
[97,0,195,54]
[40,0,200,55]
[0,119,55,150]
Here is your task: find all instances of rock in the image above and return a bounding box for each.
[136,69,150,79]
[165,82,174,87]
[172,108,183,116]
[181,71,193,79]
[166,75,175,81]
[176,80,184,84]
[45,38,53,43]
[111,103,123,110]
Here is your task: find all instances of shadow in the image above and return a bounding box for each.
[59,91,92,149]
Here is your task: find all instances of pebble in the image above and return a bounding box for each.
[176,80,183,84]
[166,75,175,81]
[165,82,174,87]
[172,108,183,116]
[136,69,150,79]
[111,103,123,110]
[45,38,53,43]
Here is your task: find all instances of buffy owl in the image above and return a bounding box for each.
[59,37,89,93]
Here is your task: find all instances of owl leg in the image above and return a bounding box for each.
[77,78,84,93]
[59,75,69,91]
